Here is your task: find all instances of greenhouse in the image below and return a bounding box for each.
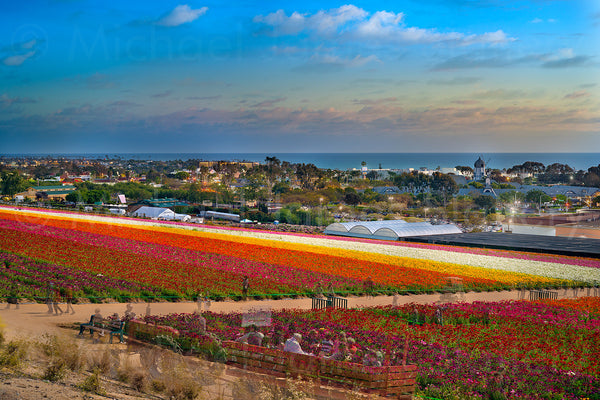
[324,220,462,240]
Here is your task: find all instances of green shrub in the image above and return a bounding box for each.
[80,368,104,394]
[0,339,28,370]
[41,359,67,382]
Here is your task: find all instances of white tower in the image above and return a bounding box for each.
[474,157,486,181]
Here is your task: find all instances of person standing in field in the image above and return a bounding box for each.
[242,276,249,300]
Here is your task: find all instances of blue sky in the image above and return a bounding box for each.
[0,0,598,153]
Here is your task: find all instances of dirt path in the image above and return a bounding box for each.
[1,287,589,340]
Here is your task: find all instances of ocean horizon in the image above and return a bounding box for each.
[2,153,599,172]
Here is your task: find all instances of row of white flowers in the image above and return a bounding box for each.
[8,208,600,284]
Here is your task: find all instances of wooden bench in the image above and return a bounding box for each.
[223,341,416,398]
[79,315,125,344]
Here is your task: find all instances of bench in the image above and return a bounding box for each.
[223,341,416,398]
[311,296,348,310]
[529,290,558,301]
[79,315,125,344]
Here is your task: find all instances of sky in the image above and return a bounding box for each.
[0,0,598,154]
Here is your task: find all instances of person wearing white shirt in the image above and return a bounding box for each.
[283,333,312,355]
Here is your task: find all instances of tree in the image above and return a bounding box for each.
[0,171,28,196]
[430,172,458,199]
[525,190,552,205]
[583,164,600,187]
[545,163,574,175]
[473,195,496,211]
[295,163,322,190]
[497,190,525,205]
[174,171,190,180]
[344,192,361,206]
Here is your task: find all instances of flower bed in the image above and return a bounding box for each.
[0,209,574,300]
[4,208,600,304]
[145,299,600,399]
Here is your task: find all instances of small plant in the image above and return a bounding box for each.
[80,368,104,395]
[87,347,113,374]
[41,359,67,382]
[166,377,202,400]
[0,338,28,370]
[131,371,148,392]
[38,334,84,372]
[151,379,166,392]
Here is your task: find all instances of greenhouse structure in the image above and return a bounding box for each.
[323,220,462,240]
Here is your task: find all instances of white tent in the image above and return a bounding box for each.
[131,206,175,220]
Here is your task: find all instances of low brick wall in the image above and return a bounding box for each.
[223,341,416,397]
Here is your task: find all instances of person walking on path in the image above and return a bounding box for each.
[64,286,75,314]
[52,287,64,315]
[242,276,249,300]
[45,283,54,314]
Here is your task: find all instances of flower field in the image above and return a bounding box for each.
[145,298,600,399]
[0,207,597,301]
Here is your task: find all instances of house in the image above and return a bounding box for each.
[15,185,76,200]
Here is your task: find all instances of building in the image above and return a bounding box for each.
[135,198,190,208]
[324,220,462,240]
[129,206,190,221]
[474,157,486,181]
[15,185,76,200]
[458,184,600,204]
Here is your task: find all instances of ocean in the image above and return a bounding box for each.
[2,153,599,172]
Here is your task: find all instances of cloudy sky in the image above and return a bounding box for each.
[0,0,598,153]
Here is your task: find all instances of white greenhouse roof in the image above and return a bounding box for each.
[131,206,174,219]
[324,220,462,240]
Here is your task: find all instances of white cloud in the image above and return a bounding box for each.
[21,39,38,49]
[254,10,306,35]
[310,53,380,67]
[254,5,366,36]
[461,30,514,46]
[355,10,404,38]
[530,18,557,24]
[310,5,367,34]
[254,5,514,46]
[348,54,381,67]
[2,51,35,66]
[156,5,208,27]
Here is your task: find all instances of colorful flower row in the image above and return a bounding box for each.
[0,251,164,301]
[4,206,598,270]
[0,210,565,290]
